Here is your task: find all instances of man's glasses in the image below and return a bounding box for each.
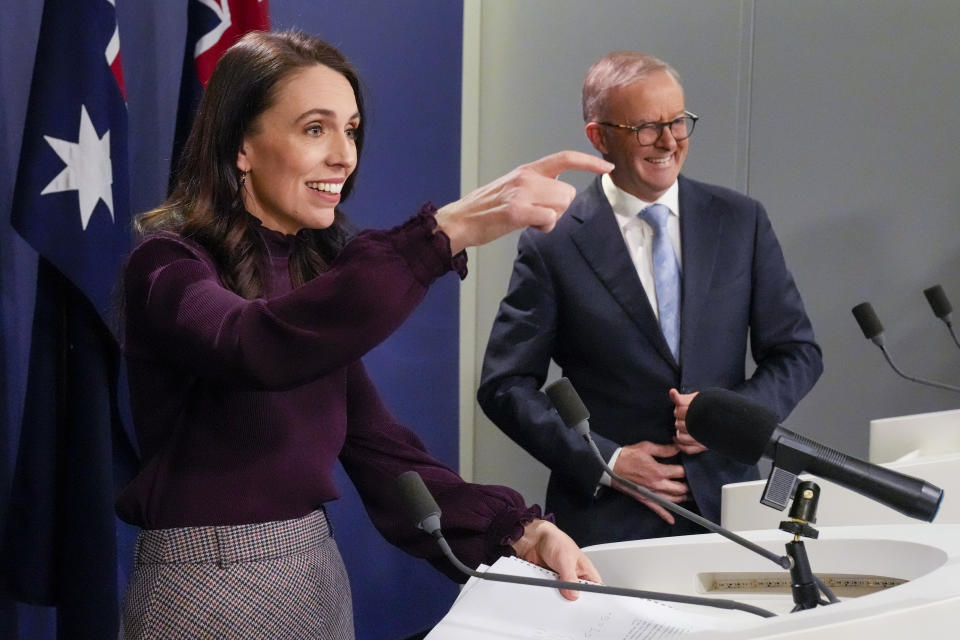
[596,111,698,146]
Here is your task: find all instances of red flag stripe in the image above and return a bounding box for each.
[105,22,125,99]
[194,0,270,87]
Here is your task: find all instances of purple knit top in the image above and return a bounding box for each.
[116,206,539,574]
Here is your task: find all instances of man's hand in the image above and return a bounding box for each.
[670,388,707,455]
[612,441,690,524]
[435,151,613,253]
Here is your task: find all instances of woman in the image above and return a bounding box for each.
[117,30,611,639]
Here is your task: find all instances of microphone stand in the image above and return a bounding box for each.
[429,529,775,617]
[853,301,960,393]
[396,470,776,618]
[586,423,843,611]
[946,325,960,351]
[543,377,841,612]
[778,480,838,611]
[876,345,960,393]
[579,431,792,569]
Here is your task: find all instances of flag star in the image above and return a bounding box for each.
[41,105,114,230]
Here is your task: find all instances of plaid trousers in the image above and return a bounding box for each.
[119,510,354,639]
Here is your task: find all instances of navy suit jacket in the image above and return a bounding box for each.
[478,175,823,546]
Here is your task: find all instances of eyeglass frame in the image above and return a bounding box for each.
[595,111,699,146]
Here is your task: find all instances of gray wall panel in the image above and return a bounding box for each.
[748,1,960,455]
[469,0,960,515]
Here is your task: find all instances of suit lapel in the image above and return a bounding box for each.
[678,176,722,366]
[569,179,678,367]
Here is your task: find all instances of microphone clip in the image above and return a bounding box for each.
[760,438,810,512]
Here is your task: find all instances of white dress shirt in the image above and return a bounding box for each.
[597,173,682,487]
[601,172,682,321]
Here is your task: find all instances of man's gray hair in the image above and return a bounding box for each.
[581,51,681,123]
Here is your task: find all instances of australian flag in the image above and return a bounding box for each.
[170,0,270,184]
[12,0,130,318]
[5,0,137,638]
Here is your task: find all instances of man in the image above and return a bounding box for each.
[477,51,823,547]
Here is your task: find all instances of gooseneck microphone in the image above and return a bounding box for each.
[544,378,792,571]
[685,387,944,522]
[851,301,960,393]
[924,285,953,322]
[395,470,776,618]
[851,302,885,346]
[924,284,960,350]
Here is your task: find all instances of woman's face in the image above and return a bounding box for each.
[237,63,359,234]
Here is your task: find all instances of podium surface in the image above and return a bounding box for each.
[584,524,960,638]
[868,406,960,462]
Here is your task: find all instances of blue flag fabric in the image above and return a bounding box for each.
[11,0,131,324]
[5,1,138,637]
[4,260,136,639]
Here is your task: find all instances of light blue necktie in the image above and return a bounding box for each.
[639,204,680,360]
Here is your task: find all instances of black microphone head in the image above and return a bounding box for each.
[395,470,440,528]
[686,388,780,465]
[923,284,953,319]
[544,377,590,428]
[852,302,884,340]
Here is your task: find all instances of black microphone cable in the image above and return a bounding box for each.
[544,378,840,606]
[545,378,791,570]
[852,301,960,393]
[395,470,777,619]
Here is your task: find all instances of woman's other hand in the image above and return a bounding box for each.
[435,151,613,254]
[510,519,603,601]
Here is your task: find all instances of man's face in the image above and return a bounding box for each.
[590,70,689,202]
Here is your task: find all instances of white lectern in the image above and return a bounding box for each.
[429,525,960,639]
[428,410,959,638]
[584,524,960,638]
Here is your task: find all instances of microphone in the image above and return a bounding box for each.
[924,284,953,321]
[543,378,792,571]
[924,284,960,350]
[851,301,960,393]
[685,387,944,521]
[395,470,775,618]
[851,302,884,346]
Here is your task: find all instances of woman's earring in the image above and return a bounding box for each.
[240,171,248,187]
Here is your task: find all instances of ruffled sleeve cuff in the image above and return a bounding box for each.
[389,202,468,283]
[484,504,555,564]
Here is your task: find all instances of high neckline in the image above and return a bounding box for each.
[246,212,310,258]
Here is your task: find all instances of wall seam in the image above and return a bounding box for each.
[737,0,756,194]
[458,0,482,481]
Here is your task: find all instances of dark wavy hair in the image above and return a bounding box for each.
[136,30,365,298]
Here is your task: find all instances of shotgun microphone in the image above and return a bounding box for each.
[685,387,944,522]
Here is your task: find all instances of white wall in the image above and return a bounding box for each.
[460,0,960,508]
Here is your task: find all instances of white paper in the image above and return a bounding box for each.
[426,556,751,640]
